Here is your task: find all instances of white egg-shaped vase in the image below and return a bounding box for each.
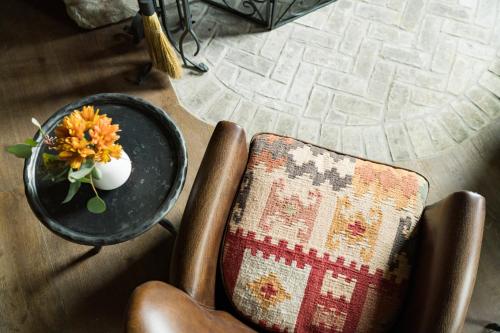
[93,150,132,191]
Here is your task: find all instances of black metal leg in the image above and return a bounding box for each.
[486,323,500,332]
[89,246,102,255]
[159,218,177,236]
[135,62,153,85]
[159,0,209,73]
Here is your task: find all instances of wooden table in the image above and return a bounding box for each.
[0,2,213,332]
[0,1,498,332]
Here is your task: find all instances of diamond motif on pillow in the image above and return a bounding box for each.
[222,134,429,333]
[248,273,291,310]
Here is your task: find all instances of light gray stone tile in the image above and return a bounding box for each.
[479,71,500,98]
[332,94,383,120]
[363,126,391,162]
[431,36,457,74]
[271,41,304,84]
[260,28,291,61]
[381,45,430,68]
[215,62,238,87]
[353,39,381,78]
[225,49,274,76]
[366,61,395,102]
[405,119,435,157]
[286,63,317,106]
[342,127,365,157]
[303,46,352,72]
[400,0,425,31]
[204,92,241,122]
[297,118,321,143]
[451,99,488,130]
[467,86,500,118]
[458,40,496,61]
[204,40,228,66]
[291,25,339,49]
[319,123,341,151]
[441,19,490,43]
[368,22,415,48]
[395,66,447,90]
[274,113,298,137]
[256,79,288,99]
[440,108,470,142]
[489,58,500,76]
[417,16,442,51]
[340,18,368,55]
[317,70,367,95]
[475,0,497,28]
[387,83,410,120]
[304,86,332,119]
[248,107,278,138]
[427,3,472,22]
[230,100,258,128]
[385,123,412,161]
[425,117,454,151]
[182,78,222,114]
[356,3,400,25]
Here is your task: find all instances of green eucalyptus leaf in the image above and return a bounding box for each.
[68,161,95,182]
[25,138,38,147]
[43,153,59,161]
[91,167,102,180]
[6,144,32,158]
[87,196,106,214]
[62,180,81,204]
[42,153,62,170]
[80,177,92,184]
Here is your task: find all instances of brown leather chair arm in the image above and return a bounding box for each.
[398,191,485,333]
[169,121,248,308]
[126,281,255,333]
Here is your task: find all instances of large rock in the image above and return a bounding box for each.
[64,0,139,29]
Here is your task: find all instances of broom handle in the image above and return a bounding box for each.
[138,0,156,16]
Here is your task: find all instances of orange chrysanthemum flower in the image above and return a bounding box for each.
[81,105,101,129]
[89,116,121,150]
[95,143,122,163]
[57,137,95,170]
[55,111,87,139]
[54,105,122,169]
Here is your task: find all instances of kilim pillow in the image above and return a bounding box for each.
[221,134,429,333]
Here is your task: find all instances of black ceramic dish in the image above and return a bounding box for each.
[24,93,187,246]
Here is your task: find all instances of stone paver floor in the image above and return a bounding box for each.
[171,0,500,162]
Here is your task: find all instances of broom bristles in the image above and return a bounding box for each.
[142,14,183,79]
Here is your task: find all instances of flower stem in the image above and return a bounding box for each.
[89,173,102,200]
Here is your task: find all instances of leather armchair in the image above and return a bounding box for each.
[125,121,485,333]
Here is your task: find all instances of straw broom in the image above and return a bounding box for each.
[138,0,183,79]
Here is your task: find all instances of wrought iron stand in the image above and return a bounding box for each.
[486,323,500,332]
[127,0,208,84]
[201,0,338,29]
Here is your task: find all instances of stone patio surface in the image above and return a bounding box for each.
[172,0,500,162]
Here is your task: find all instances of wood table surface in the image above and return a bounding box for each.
[0,1,498,332]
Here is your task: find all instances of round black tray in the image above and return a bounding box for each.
[24,93,187,246]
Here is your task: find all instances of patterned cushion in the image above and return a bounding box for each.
[221,134,429,333]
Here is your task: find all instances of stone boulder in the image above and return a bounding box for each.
[64,0,138,29]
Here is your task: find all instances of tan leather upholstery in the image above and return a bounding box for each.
[396,191,485,333]
[125,121,486,333]
[169,121,248,308]
[126,281,255,333]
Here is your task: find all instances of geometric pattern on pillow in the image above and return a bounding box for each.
[221,134,429,333]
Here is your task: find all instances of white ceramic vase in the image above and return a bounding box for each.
[93,150,132,191]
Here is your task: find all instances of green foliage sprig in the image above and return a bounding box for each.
[6,118,107,213]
